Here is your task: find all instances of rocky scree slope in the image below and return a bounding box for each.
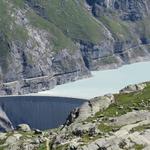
[0,82,150,150]
[1,0,150,95]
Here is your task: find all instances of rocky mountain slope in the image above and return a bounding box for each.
[0,82,150,150]
[1,0,150,95]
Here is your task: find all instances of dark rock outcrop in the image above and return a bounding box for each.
[82,0,150,70]
[87,0,150,21]
[0,106,13,131]
[0,48,90,95]
[65,94,115,126]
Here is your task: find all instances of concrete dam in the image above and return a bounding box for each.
[0,96,86,131]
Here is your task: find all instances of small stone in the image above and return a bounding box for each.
[31,138,40,144]
[69,142,79,150]
[98,114,104,118]
[132,107,139,111]
[83,121,88,125]
[59,125,64,128]
[118,106,124,109]
[109,118,116,122]
[34,129,43,134]
[92,120,97,123]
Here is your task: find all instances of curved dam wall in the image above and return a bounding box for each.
[0,96,87,131]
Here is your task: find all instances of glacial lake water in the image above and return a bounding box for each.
[0,96,86,130]
[37,61,150,99]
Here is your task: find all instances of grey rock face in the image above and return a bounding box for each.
[109,110,150,126]
[0,76,57,95]
[0,32,90,94]
[87,0,150,21]
[0,106,14,131]
[80,36,150,70]
[52,49,90,85]
[65,94,115,125]
[0,41,90,95]
[0,2,90,96]
[82,0,150,70]
[120,83,147,93]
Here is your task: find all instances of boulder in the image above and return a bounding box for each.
[0,132,7,141]
[69,142,79,150]
[6,134,22,145]
[65,94,115,125]
[34,129,43,135]
[17,124,31,132]
[120,83,147,94]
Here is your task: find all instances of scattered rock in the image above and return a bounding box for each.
[72,123,97,136]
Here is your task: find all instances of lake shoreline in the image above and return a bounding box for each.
[0,60,150,99]
[0,57,150,97]
[36,61,150,99]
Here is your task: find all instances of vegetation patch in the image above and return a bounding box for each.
[26,0,105,44]
[130,124,150,133]
[27,10,77,52]
[98,123,120,133]
[133,144,145,150]
[38,143,47,150]
[87,83,150,122]
[99,15,131,40]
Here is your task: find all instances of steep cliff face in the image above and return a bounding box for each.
[0,0,150,95]
[0,106,13,131]
[0,0,90,95]
[87,0,150,21]
[83,0,150,70]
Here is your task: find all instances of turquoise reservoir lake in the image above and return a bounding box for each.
[37,61,150,99]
